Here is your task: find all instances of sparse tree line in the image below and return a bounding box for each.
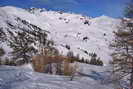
[0,45,103,66]
[66,51,103,66]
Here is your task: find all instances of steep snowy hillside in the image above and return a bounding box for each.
[0,6,121,64]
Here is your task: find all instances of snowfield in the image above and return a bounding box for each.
[0,6,121,64]
[0,64,115,89]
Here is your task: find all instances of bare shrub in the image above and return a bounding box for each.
[63,60,77,76]
[32,54,78,78]
[63,61,79,81]
[32,55,64,73]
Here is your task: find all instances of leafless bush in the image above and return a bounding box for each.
[32,54,79,79]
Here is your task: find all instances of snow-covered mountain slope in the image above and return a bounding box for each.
[0,6,121,64]
[0,64,115,89]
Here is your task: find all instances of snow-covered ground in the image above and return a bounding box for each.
[0,64,116,89]
[0,6,121,64]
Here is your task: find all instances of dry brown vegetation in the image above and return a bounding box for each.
[32,54,78,76]
[63,61,78,76]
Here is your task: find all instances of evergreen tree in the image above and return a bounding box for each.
[0,28,6,43]
[85,59,89,64]
[96,57,103,66]
[0,48,5,65]
[4,58,10,65]
[7,30,37,63]
[124,0,133,18]
[67,51,74,58]
[0,48,5,57]
[90,53,97,65]
[81,57,85,63]
[0,59,1,65]
[89,53,103,66]
[7,19,48,63]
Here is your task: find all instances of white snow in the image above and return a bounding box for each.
[0,64,115,89]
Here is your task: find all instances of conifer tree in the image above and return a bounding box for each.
[125,0,133,18]
[111,19,133,88]
[7,19,48,63]
[67,51,74,58]
[90,53,97,65]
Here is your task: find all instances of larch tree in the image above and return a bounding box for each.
[111,18,133,88]
[124,0,133,18]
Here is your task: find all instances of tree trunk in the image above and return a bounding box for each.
[130,58,133,89]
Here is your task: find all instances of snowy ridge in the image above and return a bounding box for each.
[0,6,121,64]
